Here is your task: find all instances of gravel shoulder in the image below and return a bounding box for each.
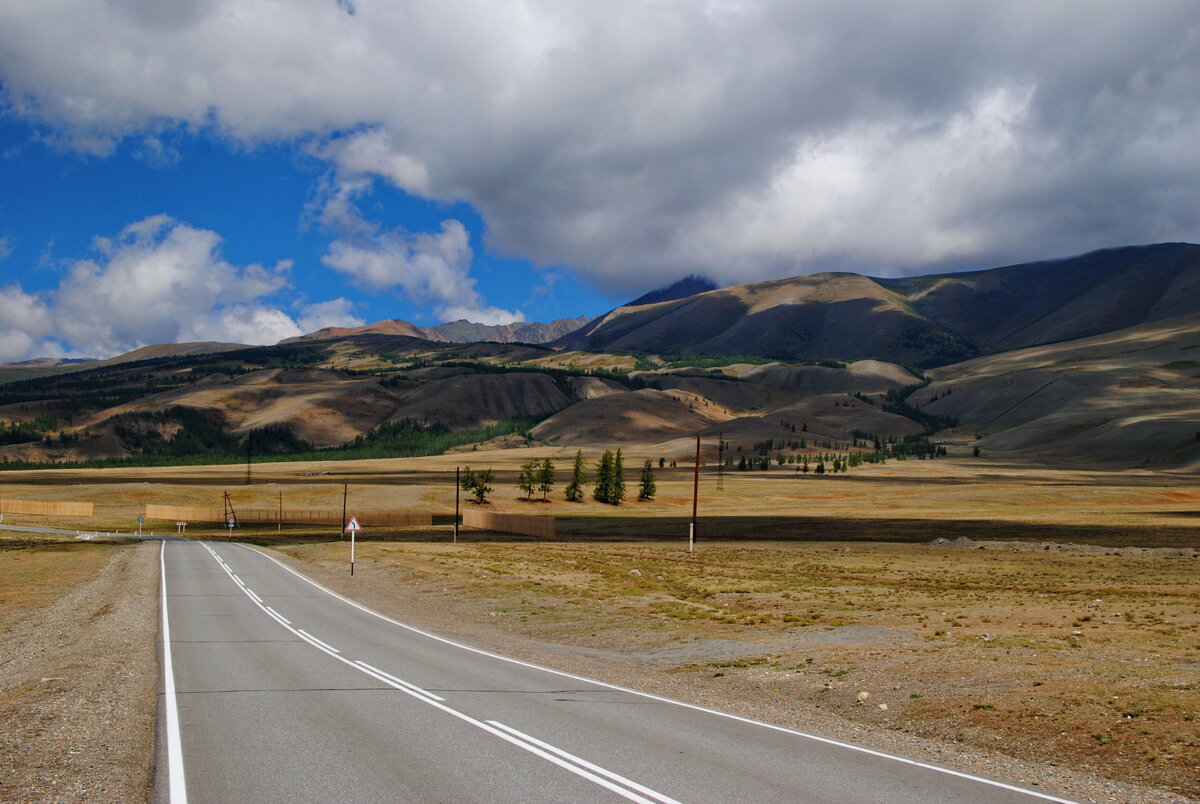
[0,541,159,803]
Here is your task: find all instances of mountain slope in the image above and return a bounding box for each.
[914,311,1200,470]
[556,243,1200,369]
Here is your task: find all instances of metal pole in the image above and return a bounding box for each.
[691,433,701,551]
[454,467,460,544]
[350,528,355,576]
[278,489,282,533]
[341,483,348,541]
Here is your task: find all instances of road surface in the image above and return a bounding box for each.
[156,540,1075,803]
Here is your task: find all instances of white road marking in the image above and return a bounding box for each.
[488,721,683,804]
[202,542,676,804]
[159,541,188,804]
[265,606,290,624]
[353,660,446,702]
[296,629,341,654]
[240,543,1078,804]
[246,588,264,604]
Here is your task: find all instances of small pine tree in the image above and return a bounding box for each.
[593,449,614,503]
[638,458,656,501]
[612,449,626,504]
[658,456,665,468]
[537,457,555,501]
[565,449,586,501]
[471,468,494,503]
[517,461,536,499]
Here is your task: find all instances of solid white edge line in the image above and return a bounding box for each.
[488,721,683,804]
[246,588,264,604]
[202,542,667,803]
[238,543,1078,804]
[159,541,188,804]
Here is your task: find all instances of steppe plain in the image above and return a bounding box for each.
[1,450,1198,802]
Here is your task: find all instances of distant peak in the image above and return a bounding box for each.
[627,275,718,307]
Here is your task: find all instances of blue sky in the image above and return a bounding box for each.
[1,1,1198,361]
[0,114,615,359]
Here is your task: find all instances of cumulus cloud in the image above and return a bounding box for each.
[318,186,522,324]
[0,283,59,362]
[0,216,354,360]
[1,1,1198,293]
[295,298,364,333]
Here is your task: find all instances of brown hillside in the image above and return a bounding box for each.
[532,389,731,444]
[916,312,1200,470]
[391,372,573,430]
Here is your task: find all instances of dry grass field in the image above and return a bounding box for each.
[1,450,1197,800]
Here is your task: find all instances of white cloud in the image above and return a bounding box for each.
[319,189,522,324]
[2,1,1199,293]
[0,283,59,362]
[295,298,364,333]
[0,236,12,261]
[0,216,357,360]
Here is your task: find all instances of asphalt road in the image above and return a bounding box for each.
[155,540,1076,803]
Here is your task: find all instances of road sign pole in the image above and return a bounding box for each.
[350,528,356,576]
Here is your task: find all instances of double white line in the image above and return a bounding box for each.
[198,542,678,804]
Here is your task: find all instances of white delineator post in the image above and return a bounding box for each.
[345,516,361,575]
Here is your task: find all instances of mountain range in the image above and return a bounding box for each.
[0,243,1195,472]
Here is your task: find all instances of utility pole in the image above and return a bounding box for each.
[341,484,348,541]
[690,433,700,553]
[716,432,725,491]
[277,489,282,533]
[454,467,460,544]
[223,491,237,541]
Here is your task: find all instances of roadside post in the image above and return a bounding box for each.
[345,516,362,575]
[227,517,236,540]
[454,467,460,544]
[137,515,144,536]
[176,520,187,536]
[690,433,700,553]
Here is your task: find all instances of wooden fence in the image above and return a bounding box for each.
[461,509,555,539]
[145,505,431,528]
[0,498,93,517]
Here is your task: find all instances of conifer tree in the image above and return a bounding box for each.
[638,458,656,501]
[613,449,626,504]
[537,457,555,501]
[472,468,494,503]
[517,461,536,499]
[565,449,586,501]
[593,449,614,503]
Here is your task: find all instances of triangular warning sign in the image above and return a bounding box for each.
[345,516,361,531]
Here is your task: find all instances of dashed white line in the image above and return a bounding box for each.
[354,661,445,702]
[296,629,341,654]
[265,606,290,624]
